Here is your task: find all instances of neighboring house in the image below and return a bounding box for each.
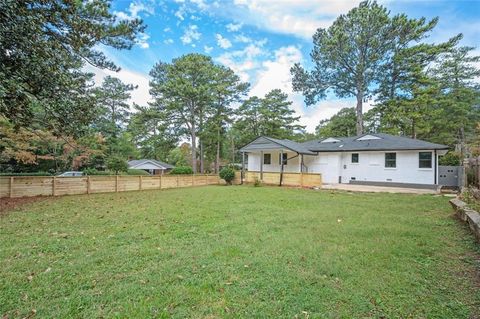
[239,133,449,187]
[127,159,174,175]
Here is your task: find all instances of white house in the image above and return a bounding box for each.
[127,159,174,175]
[239,133,449,187]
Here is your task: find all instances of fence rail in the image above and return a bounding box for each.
[237,171,322,188]
[0,174,222,198]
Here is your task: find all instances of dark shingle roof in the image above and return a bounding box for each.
[239,136,316,155]
[300,133,448,152]
[128,159,174,169]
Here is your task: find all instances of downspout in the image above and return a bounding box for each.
[279,150,284,186]
[434,149,437,185]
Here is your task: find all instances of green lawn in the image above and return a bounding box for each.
[1,186,479,318]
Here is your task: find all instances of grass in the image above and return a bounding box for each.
[1,186,479,318]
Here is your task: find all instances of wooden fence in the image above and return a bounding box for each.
[236,171,322,188]
[466,157,480,188]
[0,174,222,199]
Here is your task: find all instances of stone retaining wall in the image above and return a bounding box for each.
[450,198,480,242]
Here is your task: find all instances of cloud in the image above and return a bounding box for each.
[226,22,243,32]
[137,32,150,49]
[204,45,213,53]
[249,45,356,132]
[234,34,252,43]
[215,40,267,82]
[181,25,201,44]
[114,0,155,20]
[215,33,232,49]
[229,0,361,39]
[164,38,174,44]
[175,5,186,20]
[85,65,152,107]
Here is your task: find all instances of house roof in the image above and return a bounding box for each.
[240,133,449,154]
[128,159,174,169]
[239,136,317,155]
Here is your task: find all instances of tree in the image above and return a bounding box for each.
[128,104,179,161]
[291,0,392,135]
[95,76,136,137]
[149,54,246,173]
[316,107,356,137]
[106,155,128,175]
[234,90,304,147]
[432,46,480,153]
[167,143,192,167]
[0,0,144,135]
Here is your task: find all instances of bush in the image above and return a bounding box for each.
[170,166,194,175]
[253,177,262,187]
[0,171,52,176]
[439,152,461,166]
[126,169,150,176]
[82,168,110,176]
[219,167,235,185]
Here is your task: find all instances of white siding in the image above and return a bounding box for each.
[246,150,438,185]
[247,151,300,173]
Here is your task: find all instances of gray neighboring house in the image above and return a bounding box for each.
[239,133,450,187]
[128,159,174,175]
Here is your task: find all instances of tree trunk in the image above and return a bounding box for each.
[200,139,204,173]
[191,128,197,173]
[355,91,364,135]
[215,127,221,173]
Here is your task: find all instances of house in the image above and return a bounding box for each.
[127,159,174,175]
[239,133,449,187]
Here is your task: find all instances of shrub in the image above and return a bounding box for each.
[126,169,150,176]
[439,152,461,166]
[0,171,52,176]
[219,167,235,185]
[253,177,262,187]
[170,166,194,175]
[82,168,110,176]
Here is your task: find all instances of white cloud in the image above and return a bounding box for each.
[215,40,267,82]
[164,38,174,44]
[204,45,213,53]
[226,22,243,32]
[230,0,361,39]
[249,45,355,132]
[163,27,171,32]
[234,34,252,43]
[114,0,155,20]
[137,32,150,49]
[215,34,233,49]
[190,0,208,10]
[85,65,152,107]
[181,25,201,44]
[175,5,186,20]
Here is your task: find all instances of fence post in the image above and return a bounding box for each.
[9,177,14,198]
[176,175,179,187]
[192,174,194,186]
[115,175,119,192]
[87,176,91,194]
[139,176,142,191]
[52,176,56,196]
[300,173,304,188]
[159,175,162,189]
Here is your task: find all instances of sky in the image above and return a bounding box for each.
[91,0,480,132]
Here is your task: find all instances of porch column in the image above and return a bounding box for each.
[241,152,245,185]
[260,151,263,181]
[279,150,284,186]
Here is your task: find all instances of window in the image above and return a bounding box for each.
[279,153,288,165]
[263,153,271,165]
[419,152,432,168]
[385,153,396,168]
[351,153,359,163]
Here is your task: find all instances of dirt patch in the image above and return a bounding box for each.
[0,197,50,216]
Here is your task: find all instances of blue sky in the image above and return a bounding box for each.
[91,0,480,132]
